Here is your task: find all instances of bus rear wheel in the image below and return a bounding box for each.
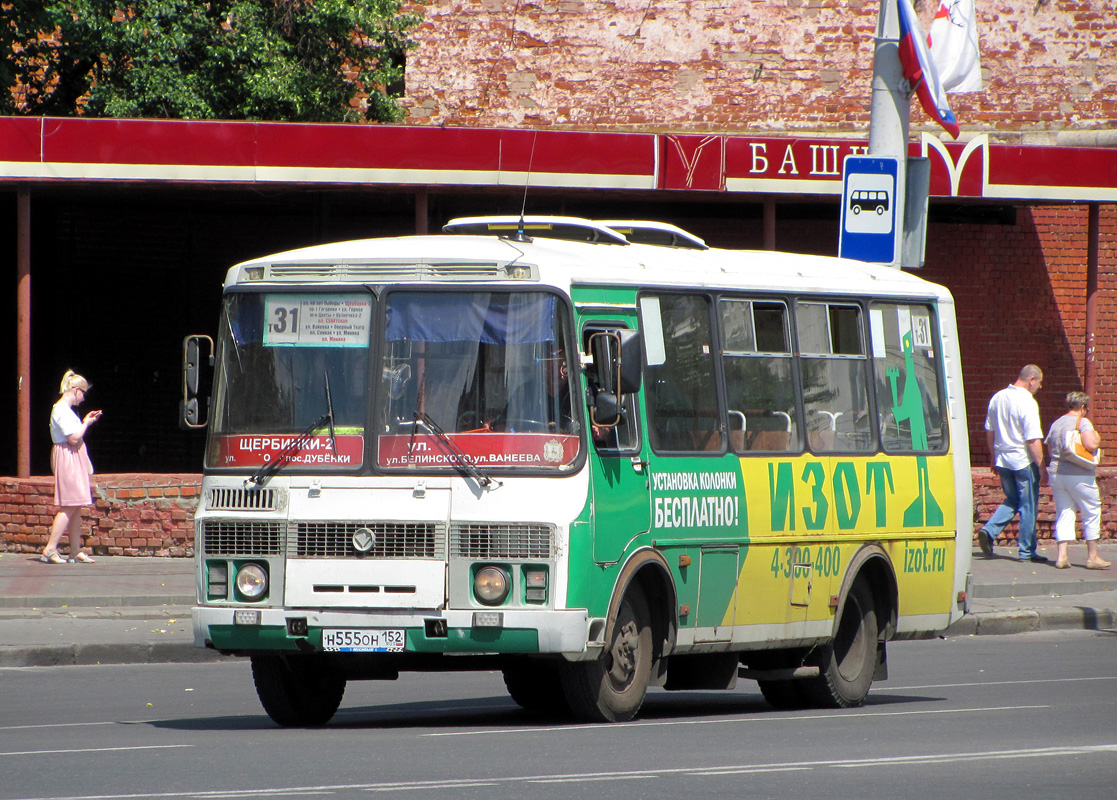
[802,580,878,708]
[561,585,653,723]
[251,654,346,727]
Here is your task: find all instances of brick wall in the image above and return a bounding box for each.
[974,468,1117,545]
[0,474,200,557]
[404,0,1117,140]
[918,204,1117,464]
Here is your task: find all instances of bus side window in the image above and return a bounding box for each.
[796,302,874,453]
[720,298,800,453]
[870,303,947,453]
[641,294,721,453]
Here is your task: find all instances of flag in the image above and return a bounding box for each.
[896,0,960,139]
[929,0,982,92]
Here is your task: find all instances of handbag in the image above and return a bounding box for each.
[1062,416,1101,469]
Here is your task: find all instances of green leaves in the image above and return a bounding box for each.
[2,0,420,121]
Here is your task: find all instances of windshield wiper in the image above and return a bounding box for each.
[246,370,337,487]
[410,412,500,489]
[323,369,337,456]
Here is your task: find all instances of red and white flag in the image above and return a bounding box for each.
[897,0,959,139]
[928,0,982,92]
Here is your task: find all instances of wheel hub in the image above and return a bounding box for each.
[607,620,640,686]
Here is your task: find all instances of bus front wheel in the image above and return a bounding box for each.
[561,585,653,722]
[802,580,877,708]
[251,654,346,727]
[503,660,570,716]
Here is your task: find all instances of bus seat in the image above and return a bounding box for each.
[752,429,791,451]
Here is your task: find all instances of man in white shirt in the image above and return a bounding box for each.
[976,365,1048,563]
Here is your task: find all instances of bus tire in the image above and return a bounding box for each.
[758,679,809,710]
[251,654,346,727]
[802,580,877,708]
[561,585,653,722]
[502,661,569,716]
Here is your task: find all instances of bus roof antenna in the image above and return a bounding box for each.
[507,132,536,243]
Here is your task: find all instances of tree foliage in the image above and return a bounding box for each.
[1,0,420,122]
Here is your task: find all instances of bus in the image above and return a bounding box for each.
[182,216,972,726]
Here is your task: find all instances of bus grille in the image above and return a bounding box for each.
[207,487,277,511]
[201,521,285,555]
[450,523,554,559]
[296,522,446,559]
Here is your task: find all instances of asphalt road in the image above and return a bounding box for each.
[2,630,1115,800]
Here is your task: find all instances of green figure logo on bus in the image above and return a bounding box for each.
[887,331,943,527]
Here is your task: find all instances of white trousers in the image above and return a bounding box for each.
[1050,471,1101,542]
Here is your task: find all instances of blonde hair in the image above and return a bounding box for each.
[59,370,90,395]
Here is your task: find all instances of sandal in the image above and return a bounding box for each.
[39,550,66,565]
[69,551,96,564]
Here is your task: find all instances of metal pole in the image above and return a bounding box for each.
[17,188,31,477]
[867,0,909,269]
[1084,203,1099,398]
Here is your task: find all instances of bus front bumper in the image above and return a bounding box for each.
[193,606,592,657]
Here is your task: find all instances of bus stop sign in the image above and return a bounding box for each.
[839,156,899,265]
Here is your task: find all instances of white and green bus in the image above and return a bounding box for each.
[183,216,972,726]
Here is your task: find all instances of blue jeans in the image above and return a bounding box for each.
[982,464,1040,558]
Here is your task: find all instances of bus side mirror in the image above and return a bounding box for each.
[617,329,642,394]
[588,329,642,428]
[592,391,622,427]
[181,334,213,430]
[589,329,642,397]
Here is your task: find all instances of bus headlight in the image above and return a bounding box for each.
[235,563,268,601]
[473,566,510,606]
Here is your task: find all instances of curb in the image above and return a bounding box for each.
[0,596,197,610]
[0,642,229,668]
[946,606,1117,637]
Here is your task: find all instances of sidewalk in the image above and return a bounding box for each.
[1,543,1115,668]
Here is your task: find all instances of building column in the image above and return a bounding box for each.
[16,188,31,477]
[415,188,429,235]
[763,197,776,250]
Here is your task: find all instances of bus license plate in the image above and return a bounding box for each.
[322,628,405,653]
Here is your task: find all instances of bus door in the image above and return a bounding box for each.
[580,318,652,565]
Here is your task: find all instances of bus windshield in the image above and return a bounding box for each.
[377,290,580,472]
[205,289,580,474]
[207,292,373,470]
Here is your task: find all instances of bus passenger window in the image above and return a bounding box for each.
[797,302,874,453]
[720,299,800,453]
[870,303,947,453]
[641,294,721,453]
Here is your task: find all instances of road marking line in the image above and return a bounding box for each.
[0,744,191,758]
[892,675,1117,691]
[5,746,1115,799]
[422,704,1049,737]
[0,721,116,732]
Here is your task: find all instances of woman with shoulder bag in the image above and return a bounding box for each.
[1044,391,1109,570]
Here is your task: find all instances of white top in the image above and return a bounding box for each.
[1045,414,1097,478]
[984,384,1042,470]
[49,401,82,445]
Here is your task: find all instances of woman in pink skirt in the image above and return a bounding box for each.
[41,370,103,564]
